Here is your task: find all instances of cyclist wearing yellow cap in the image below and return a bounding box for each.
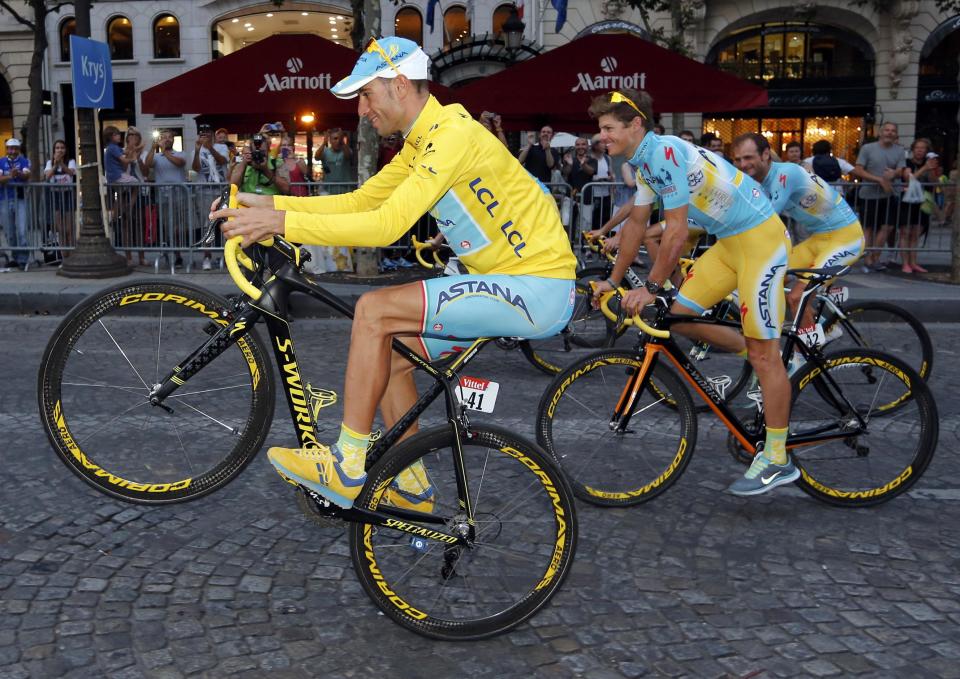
[211,37,576,509]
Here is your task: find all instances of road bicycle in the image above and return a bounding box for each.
[576,234,934,406]
[38,188,577,640]
[410,236,601,375]
[535,266,938,509]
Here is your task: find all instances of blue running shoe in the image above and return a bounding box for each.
[727,449,800,496]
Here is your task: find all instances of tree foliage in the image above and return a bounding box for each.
[622,1,704,55]
[0,1,73,173]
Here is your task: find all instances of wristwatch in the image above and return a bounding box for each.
[644,280,663,295]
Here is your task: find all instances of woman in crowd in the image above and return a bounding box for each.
[43,139,76,250]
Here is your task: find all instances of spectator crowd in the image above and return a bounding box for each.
[0,113,954,274]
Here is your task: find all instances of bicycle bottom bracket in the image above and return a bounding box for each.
[295,487,344,530]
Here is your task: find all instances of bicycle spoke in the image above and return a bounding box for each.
[97,319,151,391]
[76,400,151,447]
[170,398,240,434]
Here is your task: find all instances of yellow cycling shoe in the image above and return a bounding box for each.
[383,459,435,514]
[267,444,366,509]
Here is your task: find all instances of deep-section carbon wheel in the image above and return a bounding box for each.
[789,348,937,507]
[821,300,934,382]
[349,425,577,640]
[536,349,698,506]
[38,280,275,503]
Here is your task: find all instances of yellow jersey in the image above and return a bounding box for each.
[276,96,576,280]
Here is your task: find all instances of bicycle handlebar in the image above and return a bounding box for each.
[593,284,671,339]
[411,235,444,269]
[582,231,616,263]
[223,185,275,301]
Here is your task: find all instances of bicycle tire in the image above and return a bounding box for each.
[349,424,577,640]
[536,349,698,507]
[821,300,934,381]
[38,280,275,504]
[520,279,599,375]
[789,348,937,507]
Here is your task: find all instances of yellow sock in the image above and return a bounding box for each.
[764,427,788,465]
[336,423,370,477]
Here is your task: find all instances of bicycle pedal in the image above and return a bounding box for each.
[295,487,344,529]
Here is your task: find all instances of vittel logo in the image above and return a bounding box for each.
[259,56,332,92]
[572,57,646,92]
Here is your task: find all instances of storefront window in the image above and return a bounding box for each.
[394,7,423,44]
[785,32,805,78]
[492,4,513,38]
[153,14,180,59]
[107,16,133,60]
[60,17,76,62]
[762,33,783,80]
[443,6,470,47]
[709,22,872,82]
[704,115,862,163]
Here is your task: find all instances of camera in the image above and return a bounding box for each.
[251,134,266,165]
[197,123,212,135]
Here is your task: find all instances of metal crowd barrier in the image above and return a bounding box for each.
[576,179,955,261]
[1,178,953,273]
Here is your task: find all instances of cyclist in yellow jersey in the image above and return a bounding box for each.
[211,38,577,510]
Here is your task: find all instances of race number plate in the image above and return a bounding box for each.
[827,286,849,304]
[797,323,826,348]
[456,376,500,413]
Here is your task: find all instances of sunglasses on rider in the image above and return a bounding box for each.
[609,91,646,120]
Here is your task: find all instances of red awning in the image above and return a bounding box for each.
[455,34,768,131]
[141,34,453,132]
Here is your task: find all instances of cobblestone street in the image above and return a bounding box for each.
[2,316,959,678]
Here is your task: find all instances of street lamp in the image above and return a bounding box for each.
[300,112,317,180]
[502,5,525,52]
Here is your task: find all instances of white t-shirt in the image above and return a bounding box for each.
[592,154,611,197]
[802,155,854,175]
[195,143,229,183]
[44,159,77,184]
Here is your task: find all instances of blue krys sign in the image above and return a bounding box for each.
[70,35,113,109]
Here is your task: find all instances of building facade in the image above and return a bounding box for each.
[0,0,956,165]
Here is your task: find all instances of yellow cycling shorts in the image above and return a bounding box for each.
[788,221,864,271]
[675,215,791,340]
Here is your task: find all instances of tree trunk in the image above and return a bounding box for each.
[23,1,46,175]
[350,0,382,276]
[59,0,129,278]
